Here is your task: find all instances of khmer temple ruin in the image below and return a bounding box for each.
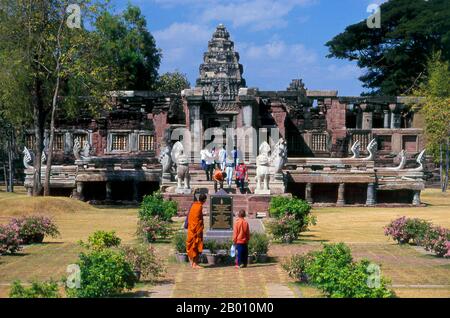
[22,25,428,216]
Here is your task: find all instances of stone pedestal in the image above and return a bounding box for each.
[366,183,376,206]
[305,183,313,204]
[412,190,421,206]
[254,189,271,195]
[337,183,345,206]
[176,188,192,195]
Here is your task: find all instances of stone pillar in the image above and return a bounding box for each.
[356,109,363,129]
[390,112,401,129]
[75,181,84,200]
[242,104,253,128]
[362,112,373,130]
[337,183,345,206]
[106,182,112,201]
[133,181,139,202]
[413,190,421,206]
[366,183,376,206]
[305,183,313,204]
[383,110,390,128]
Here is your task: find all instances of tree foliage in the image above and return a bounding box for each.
[414,52,450,162]
[326,0,450,95]
[155,71,190,93]
[94,4,162,90]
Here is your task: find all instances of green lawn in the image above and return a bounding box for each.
[0,188,449,298]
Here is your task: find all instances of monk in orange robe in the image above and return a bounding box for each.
[186,193,207,269]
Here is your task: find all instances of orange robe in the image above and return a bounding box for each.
[186,201,204,260]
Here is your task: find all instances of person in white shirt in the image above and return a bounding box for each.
[203,148,214,181]
[225,156,234,188]
[218,146,227,171]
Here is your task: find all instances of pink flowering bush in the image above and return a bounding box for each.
[0,223,22,255]
[384,217,410,244]
[137,216,172,243]
[385,217,450,258]
[422,226,450,258]
[10,215,60,244]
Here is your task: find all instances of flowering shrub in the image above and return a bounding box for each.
[137,217,172,243]
[385,217,449,258]
[281,253,315,282]
[121,244,165,281]
[172,230,187,253]
[422,226,450,257]
[248,233,270,255]
[266,214,304,243]
[10,215,60,244]
[267,196,316,244]
[0,223,22,255]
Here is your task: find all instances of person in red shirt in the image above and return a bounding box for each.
[233,209,251,268]
[235,162,248,194]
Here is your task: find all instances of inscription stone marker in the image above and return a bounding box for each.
[206,189,233,242]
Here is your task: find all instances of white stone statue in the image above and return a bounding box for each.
[411,149,426,172]
[350,140,360,159]
[383,150,407,171]
[23,147,33,169]
[363,139,378,161]
[270,138,288,174]
[171,141,190,191]
[255,141,271,193]
[73,138,91,161]
[159,144,173,174]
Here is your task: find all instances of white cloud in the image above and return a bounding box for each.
[154,23,212,65]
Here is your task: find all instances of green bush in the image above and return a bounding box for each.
[248,233,269,255]
[304,243,395,298]
[79,230,121,251]
[172,231,187,254]
[139,191,178,222]
[121,244,165,281]
[267,196,315,244]
[269,196,312,220]
[203,240,218,254]
[66,249,136,298]
[9,280,60,298]
[405,218,433,245]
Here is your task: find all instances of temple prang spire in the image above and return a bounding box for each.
[196,24,246,101]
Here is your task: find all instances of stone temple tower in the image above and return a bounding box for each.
[196,24,246,101]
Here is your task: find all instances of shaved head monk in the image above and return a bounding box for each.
[186,193,207,269]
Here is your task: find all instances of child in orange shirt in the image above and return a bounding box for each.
[233,209,250,268]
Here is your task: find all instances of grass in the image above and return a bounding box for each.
[0,187,449,298]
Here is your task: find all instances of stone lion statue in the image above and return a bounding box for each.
[270,138,288,174]
[171,141,190,190]
[255,141,271,192]
[159,144,173,174]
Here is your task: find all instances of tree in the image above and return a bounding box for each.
[94,4,162,90]
[326,0,450,96]
[155,71,190,93]
[0,1,115,196]
[414,52,450,192]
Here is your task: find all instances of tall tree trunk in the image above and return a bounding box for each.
[444,138,449,193]
[43,75,59,196]
[440,144,444,192]
[7,133,14,192]
[32,80,46,196]
[3,164,7,189]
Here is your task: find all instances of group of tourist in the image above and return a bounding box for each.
[200,145,249,194]
[186,193,250,270]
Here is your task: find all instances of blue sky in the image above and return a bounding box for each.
[110,0,387,96]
